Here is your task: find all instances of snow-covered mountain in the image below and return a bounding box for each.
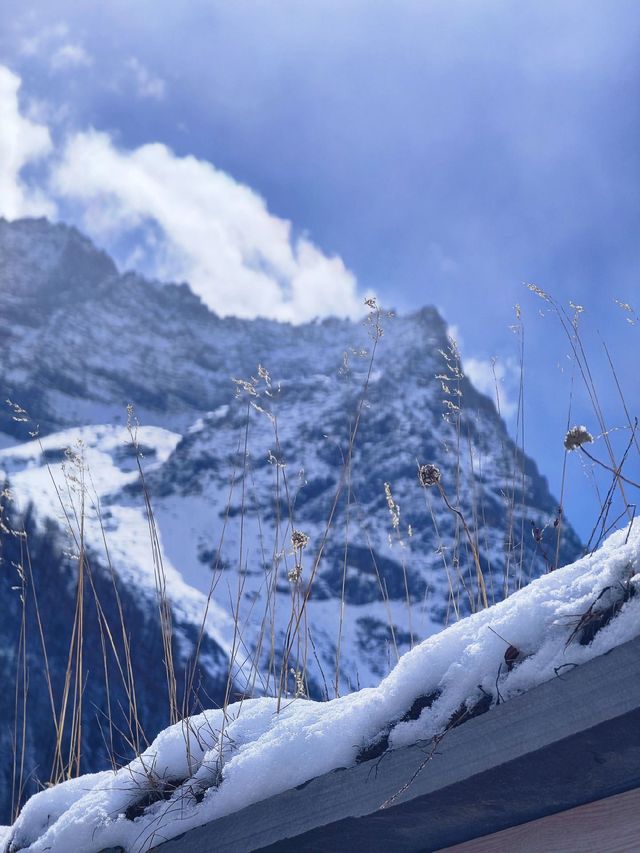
[0,217,582,822]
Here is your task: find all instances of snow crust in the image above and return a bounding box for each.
[4,519,639,853]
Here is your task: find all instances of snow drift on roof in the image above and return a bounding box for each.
[4,519,640,853]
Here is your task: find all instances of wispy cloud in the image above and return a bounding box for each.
[126,58,165,100]
[50,43,93,72]
[464,356,518,419]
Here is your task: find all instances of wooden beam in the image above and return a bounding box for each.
[438,786,640,853]
[146,636,640,852]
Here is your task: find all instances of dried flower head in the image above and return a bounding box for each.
[290,668,307,698]
[564,425,594,452]
[615,299,638,326]
[287,564,302,583]
[289,531,309,582]
[526,282,551,302]
[291,530,309,551]
[232,377,258,397]
[418,463,441,487]
[384,482,400,530]
[6,399,30,424]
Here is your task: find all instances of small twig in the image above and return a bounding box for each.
[580,446,640,491]
[564,586,612,647]
[379,732,446,810]
[366,747,392,783]
[554,663,579,679]
[625,506,637,544]
[436,482,489,610]
[487,625,511,645]
[495,662,504,705]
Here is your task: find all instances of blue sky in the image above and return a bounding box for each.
[0,0,638,540]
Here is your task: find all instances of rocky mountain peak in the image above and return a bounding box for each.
[0,216,583,822]
[0,216,117,305]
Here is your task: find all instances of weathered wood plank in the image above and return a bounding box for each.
[438,786,640,853]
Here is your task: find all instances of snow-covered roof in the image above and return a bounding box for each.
[4,520,639,853]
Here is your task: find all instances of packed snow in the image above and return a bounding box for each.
[3,519,639,853]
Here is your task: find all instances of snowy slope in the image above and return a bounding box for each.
[3,519,638,853]
[0,425,234,648]
[0,427,233,828]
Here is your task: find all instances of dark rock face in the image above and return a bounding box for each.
[0,217,583,822]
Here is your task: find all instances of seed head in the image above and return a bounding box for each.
[384,482,400,529]
[291,530,309,551]
[290,668,306,698]
[564,425,593,452]
[418,463,441,487]
[287,565,302,583]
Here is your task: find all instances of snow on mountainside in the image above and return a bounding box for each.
[0,425,231,643]
[0,426,232,827]
[4,520,638,853]
[0,217,582,823]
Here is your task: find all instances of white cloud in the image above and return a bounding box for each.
[446,323,462,346]
[0,66,55,219]
[126,58,166,100]
[50,43,93,71]
[50,131,365,322]
[464,356,518,419]
[0,63,365,322]
[446,323,518,419]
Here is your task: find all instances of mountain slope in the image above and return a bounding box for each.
[0,217,582,822]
